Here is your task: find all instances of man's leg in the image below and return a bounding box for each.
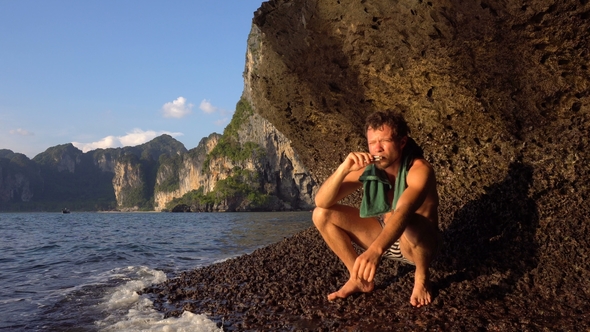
[312,204,382,300]
[398,215,440,307]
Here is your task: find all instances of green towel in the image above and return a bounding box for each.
[359,153,412,218]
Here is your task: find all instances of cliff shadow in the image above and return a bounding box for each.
[433,162,539,300]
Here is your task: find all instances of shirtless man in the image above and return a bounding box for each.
[312,110,440,307]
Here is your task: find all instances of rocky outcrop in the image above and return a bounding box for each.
[237,112,316,210]
[112,156,146,211]
[0,151,38,204]
[153,102,317,212]
[153,134,220,211]
[0,173,33,202]
[33,144,84,173]
[248,0,590,281]
[248,0,589,199]
[180,134,220,194]
[144,0,590,329]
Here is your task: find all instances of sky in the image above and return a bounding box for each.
[0,0,265,158]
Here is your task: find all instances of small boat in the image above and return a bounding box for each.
[62,208,71,214]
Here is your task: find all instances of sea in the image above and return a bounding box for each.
[0,211,313,331]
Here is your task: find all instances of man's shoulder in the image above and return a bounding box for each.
[408,157,435,176]
[410,156,432,168]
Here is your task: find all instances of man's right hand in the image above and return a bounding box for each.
[314,152,371,208]
[341,152,375,173]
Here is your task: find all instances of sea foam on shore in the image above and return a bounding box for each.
[96,266,221,332]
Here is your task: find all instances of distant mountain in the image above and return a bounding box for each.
[0,135,188,211]
[0,99,316,212]
[0,150,43,208]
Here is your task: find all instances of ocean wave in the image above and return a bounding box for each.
[95,266,221,332]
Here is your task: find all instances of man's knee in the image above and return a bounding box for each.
[312,206,331,229]
[402,229,437,250]
[400,227,440,262]
[402,216,438,248]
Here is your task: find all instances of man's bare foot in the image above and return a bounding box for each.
[410,279,432,307]
[328,277,374,301]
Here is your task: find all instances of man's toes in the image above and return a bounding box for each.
[410,295,429,307]
[328,290,343,301]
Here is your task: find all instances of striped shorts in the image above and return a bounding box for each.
[377,216,415,265]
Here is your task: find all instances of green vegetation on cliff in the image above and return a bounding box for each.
[155,154,182,193]
[202,98,265,173]
[215,168,270,208]
[224,97,254,138]
[165,168,272,212]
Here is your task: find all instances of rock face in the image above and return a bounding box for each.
[153,102,317,212]
[143,0,590,330]
[153,134,220,211]
[248,0,590,306]
[234,111,316,209]
[0,150,40,205]
[112,156,148,211]
[180,134,221,195]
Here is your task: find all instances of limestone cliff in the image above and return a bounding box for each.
[0,136,188,211]
[207,0,588,327]
[0,150,39,205]
[109,135,187,210]
[236,112,316,208]
[153,99,317,212]
[150,17,323,212]
[112,155,147,211]
[249,0,588,200]
[153,133,221,211]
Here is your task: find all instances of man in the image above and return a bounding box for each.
[312,110,440,307]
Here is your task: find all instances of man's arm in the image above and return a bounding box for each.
[373,159,434,251]
[314,152,374,208]
[353,159,435,282]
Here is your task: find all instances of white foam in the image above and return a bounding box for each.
[96,266,222,332]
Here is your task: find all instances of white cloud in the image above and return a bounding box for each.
[199,99,219,114]
[73,135,118,152]
[119,129,161,146]
[72,129,183,153]
[162,97,193,118]
[9,128,34,136]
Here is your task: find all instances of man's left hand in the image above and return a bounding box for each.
[352,248,381,283]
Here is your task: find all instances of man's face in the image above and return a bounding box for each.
[367,125,406,169]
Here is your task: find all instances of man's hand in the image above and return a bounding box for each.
[352,247,382,283]
[314,152,373,209]
[342,152,375,173]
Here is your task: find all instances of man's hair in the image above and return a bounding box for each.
[365,110,410,139]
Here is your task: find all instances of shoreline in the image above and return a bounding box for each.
[141,226,588,331]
